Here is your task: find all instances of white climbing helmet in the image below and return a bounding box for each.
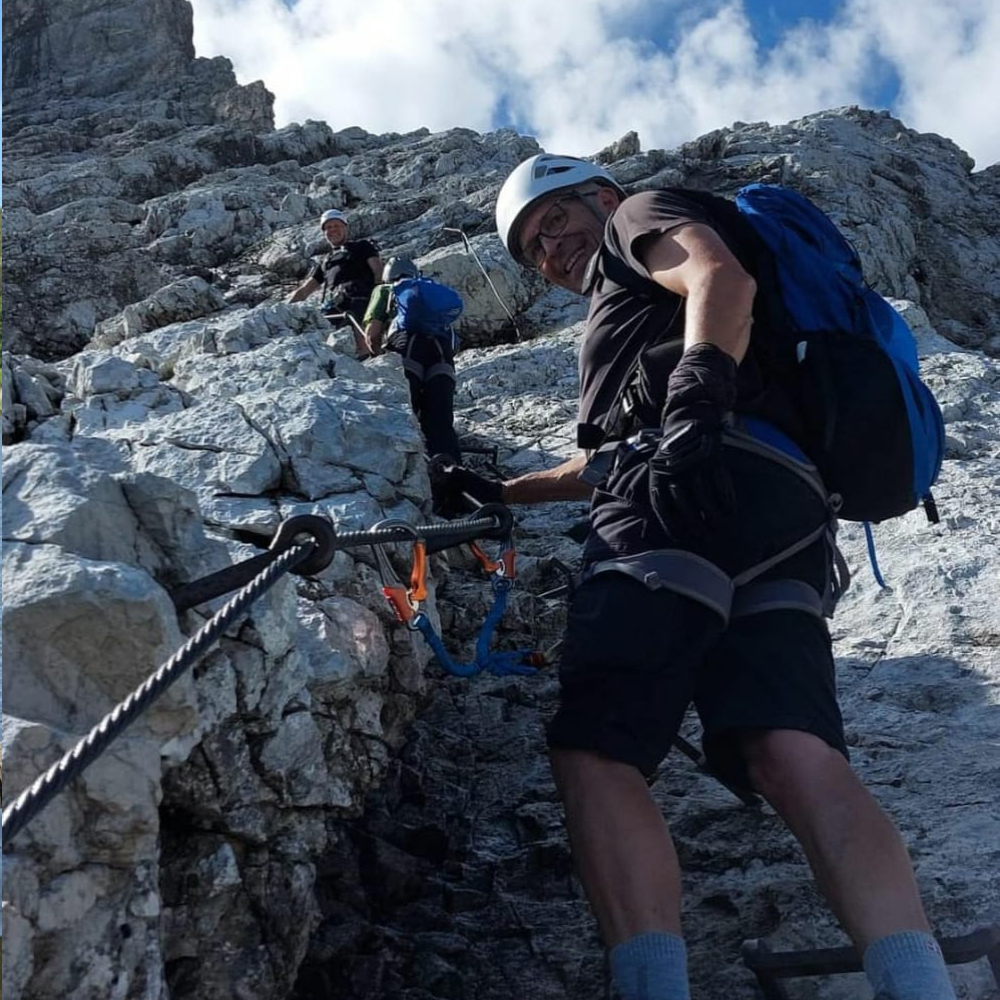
[319,208,348,231]
[495,154,624,263]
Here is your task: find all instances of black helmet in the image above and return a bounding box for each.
[382,256,419,282]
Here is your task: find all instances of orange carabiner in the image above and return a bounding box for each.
[409,539,428,602]
[468,535,516,582]
[371,519,426,623]
[468,541,502,576]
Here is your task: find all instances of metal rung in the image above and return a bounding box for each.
[741,925,1000,999]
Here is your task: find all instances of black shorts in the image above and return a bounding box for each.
[547,443,847,787]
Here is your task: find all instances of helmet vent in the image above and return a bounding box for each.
[536,164,573,179]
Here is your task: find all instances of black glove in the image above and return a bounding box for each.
[648,342,738,540]
[428,455,504,517]
[321,287,347,316]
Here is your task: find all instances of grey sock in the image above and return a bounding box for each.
[863,930,957,1000]
[609,931,690,1000]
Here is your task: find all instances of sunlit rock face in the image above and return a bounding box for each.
[3,1,999,999]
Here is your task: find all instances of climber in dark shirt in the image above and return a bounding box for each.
[287,208,382,358]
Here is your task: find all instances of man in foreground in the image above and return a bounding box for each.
[433,153,955,1000]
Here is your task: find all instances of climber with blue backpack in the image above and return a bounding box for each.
[432,154,951,1000]
[364,256,464,460]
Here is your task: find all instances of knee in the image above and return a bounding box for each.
[550,747,597,793]
[550,748,637,803]
[741,729,847,810]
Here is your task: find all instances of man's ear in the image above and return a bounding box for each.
[595,185,622,213]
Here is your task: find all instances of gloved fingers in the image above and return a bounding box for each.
[710,464,737,515]
[429,455,504,517]
[649,477,700,541]
[670,482,712,539]
[650,463,736,541]
[461,469,504,506]
[429,456,467,518]
[428,453,461,479]
[653,420,711,473]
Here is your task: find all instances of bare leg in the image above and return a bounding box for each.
[741,729,930,949]
[550,748,683,945]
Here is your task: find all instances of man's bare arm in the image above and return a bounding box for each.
[501,454,592,504]
[636,222,755,364]
[365,318,385,356]
[287,276,320,303]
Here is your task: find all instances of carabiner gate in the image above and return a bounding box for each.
[370,519,428,626]
[468,531,515,584]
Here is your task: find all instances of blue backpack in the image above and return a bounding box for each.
[733,183,944,524]
[393,277,464,344]
[601,184,944,527]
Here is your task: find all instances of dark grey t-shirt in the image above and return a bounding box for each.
[311,238,381,303]
[576,188,800,449]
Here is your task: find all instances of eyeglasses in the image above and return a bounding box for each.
[520,191,600,268]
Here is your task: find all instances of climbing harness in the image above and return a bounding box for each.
[370,505,544,678]
[442,226,523,341]
[2,508,519,847]
[578,419,850,618]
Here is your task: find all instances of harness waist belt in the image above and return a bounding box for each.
[585,549,734,622]
[731,578,825,619]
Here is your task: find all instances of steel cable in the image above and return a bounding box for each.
[2,542,312,848]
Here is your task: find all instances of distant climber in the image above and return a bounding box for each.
[287,208,382,358]
[364,256,463,462]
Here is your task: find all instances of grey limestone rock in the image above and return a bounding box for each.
[3,1,999,998]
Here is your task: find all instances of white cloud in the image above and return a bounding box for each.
[190,0,1000,169]
[849,0,1000,169]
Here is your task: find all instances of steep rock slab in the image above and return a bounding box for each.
[294,330,1000,1000]
[3,2,1000,995]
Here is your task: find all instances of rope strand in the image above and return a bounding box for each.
[2,543,312,848]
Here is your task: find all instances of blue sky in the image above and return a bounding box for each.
[188,0,999,170]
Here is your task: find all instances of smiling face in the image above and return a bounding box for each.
[516,185,621,293]
[322,218,349,247]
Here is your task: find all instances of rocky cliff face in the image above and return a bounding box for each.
[3,1,999,999]
[2,0,275,362]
